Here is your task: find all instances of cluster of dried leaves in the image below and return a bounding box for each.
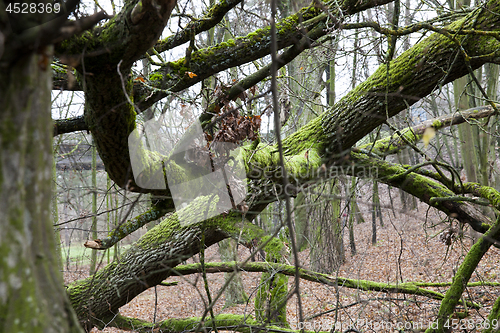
[207,84,262,148]
[439,226,459,246]
[178,86,262,214]
[213,83,258,110]
[209,113,261,147]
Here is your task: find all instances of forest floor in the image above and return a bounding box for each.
[64,186,500,333]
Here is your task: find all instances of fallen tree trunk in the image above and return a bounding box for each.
[67,198,285,330]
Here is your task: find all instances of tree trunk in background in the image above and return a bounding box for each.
[455,76,479,184]
[397,147,417,211]
[259,205,273,232]
[348,177,357,256]
[219,239,248,307]
[0,50,83,332]
[286,23,317,251]
[53,145,63,271]
[430,94,458,169]
[372,180,379,245]
[348,18,365,230]
[451,0,479,188]
[254,204,288,325]
[90,137,98,275]
[255,243,289,326]
[331,182,345,268]
[293,193,309,251]
[311,181,345,273]
[389,0,417,213]
[484,63,500,189]
[454,75,481,243]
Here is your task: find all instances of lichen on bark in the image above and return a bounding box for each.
[0,49,83,332]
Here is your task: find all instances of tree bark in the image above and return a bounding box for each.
[219,239,249,307]
[0,49,83,332]
[67,201,280,329]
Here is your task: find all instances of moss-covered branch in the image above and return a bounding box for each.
[461,182,500,210]
[357,105,496,156]
[149,0,243,54]
[107,313,335,333]
[413,281,500,288]
[162,261,481,308]
[407,169,500,217]
[133,0,395,106]
[138,20,328,112]
[240,131,497,238]
[84,199,175,250]
[134,6,324,98]
[484,295,500,333]
[53,115,87,136]
[426,218,500,332]
[349,150,494,235]
[171,261,500,288]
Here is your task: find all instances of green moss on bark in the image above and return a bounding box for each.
[426,219,500,332]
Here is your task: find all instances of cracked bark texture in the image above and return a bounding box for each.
[0,1,108,331]
[0,41,83,333]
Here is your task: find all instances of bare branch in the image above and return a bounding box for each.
[53,116,87,136]
[51,11,111,44]
[149,0,243,54]
[84,199,174,250]
[357,105,497,156]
